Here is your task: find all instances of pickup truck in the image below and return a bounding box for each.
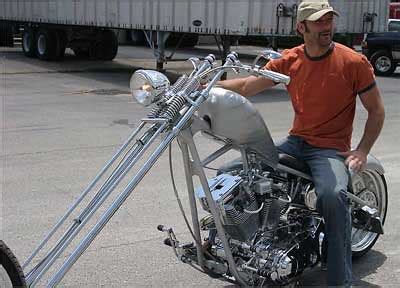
[362,20,400,76]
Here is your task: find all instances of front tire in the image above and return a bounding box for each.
[0,241,26,288]
[370,50,396,76]
[350,170,388,258]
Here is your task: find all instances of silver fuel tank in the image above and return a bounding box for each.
[198,87,278,168]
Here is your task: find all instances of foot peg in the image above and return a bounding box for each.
[352,206,384,234]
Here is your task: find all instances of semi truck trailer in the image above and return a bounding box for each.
[0,0,390,69]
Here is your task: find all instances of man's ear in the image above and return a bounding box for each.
[297,22,305,35]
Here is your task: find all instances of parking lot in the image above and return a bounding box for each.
[1,44,400,287]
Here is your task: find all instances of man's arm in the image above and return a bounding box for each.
[218,76,276,97]
[339,85,385,172]
[357,85,385,154]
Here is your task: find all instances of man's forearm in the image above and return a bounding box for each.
[217,78,248,96]
[218,76,276,97]
[356,111,385,154]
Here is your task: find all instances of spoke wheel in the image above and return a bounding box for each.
[350,170,388,258]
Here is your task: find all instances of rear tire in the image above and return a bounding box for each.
[22,28,37,58]
[370,50,396,76]
[93,30,118,60]
[36,29,59,60]
[351,170,388,258]
[0,240,26,288]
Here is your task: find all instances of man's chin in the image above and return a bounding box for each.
[319,39,333,48]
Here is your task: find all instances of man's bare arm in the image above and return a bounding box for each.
[339,85,385,172]
[357,85,385,154]
[218,76,276,97]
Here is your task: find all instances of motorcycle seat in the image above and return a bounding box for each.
[278,153,311,175]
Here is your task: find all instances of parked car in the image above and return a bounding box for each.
[362,24,400,76]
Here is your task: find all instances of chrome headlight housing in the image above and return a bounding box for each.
[130,70,170,106]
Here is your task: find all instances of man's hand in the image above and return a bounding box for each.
[338,150,368,173]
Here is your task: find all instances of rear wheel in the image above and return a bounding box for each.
[36,29,59,60]
[350,170,388,258]
[93,30,118,60]
[0,241,26,288]
[370,50,396,76]
[22,28,37,58]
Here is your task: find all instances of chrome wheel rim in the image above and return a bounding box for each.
[37,34,46,56]
[0,266,13,288]
[375,56,392,73]
[351,170,386,252]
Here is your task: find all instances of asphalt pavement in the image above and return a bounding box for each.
[1,44,400,287]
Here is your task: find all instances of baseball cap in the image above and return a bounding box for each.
[297,1,340,23]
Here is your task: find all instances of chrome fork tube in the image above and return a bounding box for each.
[46,87,214,286]
[22,122,145,270]
[26,123,165,287]
[47,125,182,287]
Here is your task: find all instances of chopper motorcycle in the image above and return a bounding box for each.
[0,51,387,287]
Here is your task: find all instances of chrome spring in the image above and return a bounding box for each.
[147,75,189,118]
[162,95,187,120]
[162,78,200,120]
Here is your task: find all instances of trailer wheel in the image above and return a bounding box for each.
[0,240,26,288]
[22,28,37,57]
[36,29,59,60]
[94,30,118,60]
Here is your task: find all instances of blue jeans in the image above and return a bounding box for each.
[276,135,352,287]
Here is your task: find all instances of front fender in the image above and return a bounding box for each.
[366,154,385,175]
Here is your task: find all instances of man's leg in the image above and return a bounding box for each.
[305,149,352,286]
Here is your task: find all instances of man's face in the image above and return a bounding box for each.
[300,12,336,48]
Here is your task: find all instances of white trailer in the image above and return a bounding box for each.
[0,0,390,67]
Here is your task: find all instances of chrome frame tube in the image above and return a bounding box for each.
[182,129,247,286]
[22,122,145,270]
[26,123,166,287]
[179,135,204,267]
[201,143,233,167]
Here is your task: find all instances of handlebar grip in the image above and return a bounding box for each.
[259,69,290,85]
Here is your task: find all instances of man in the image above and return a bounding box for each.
[217,0,385,286]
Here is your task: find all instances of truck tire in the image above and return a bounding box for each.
[22,28,37,58]
[36,29,59,60]
[94,30,118,60]
[0,240,26,288]
[370,50,396,76]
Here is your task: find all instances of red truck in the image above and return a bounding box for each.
[390,2,400,19]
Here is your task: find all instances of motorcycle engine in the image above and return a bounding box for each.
[195,173,321,285]
[196,174,260,241]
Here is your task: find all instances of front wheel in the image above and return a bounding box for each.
[351,170,388,258]
[0,241,26,288]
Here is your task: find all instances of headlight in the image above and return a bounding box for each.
[130,70,170,106]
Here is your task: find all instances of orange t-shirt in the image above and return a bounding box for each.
[265,42,376,152]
